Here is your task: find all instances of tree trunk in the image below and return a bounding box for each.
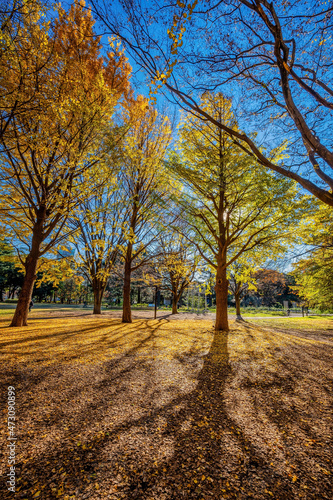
[235,290,243,321]
[10,246,40,327]
[215,261,229,331]
[93,283,105,314]
[172,293,179,314]
[122,249,132,323]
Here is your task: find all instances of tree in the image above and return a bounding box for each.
[292,250,333,311]
[56,276,85,305]
[0,239,24,301]
[71,171,127,314]
[254,269,287,307]
[0,1,130,326]
[292,204,333,310]
[169,92,304,331]
[0,0,45,142]
[90,0,333,207]
[228,259,257,321]
[228,238,290,319]
[118,98,172,323]
[153,233,198,314]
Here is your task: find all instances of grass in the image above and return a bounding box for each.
[1,302,319,318]
[252,316,333,331]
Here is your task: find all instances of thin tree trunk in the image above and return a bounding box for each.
[215,260,229,331]
[137,286,141,304]
[10,246,40,327]
[235,290,243,321]
[122,247,132,323]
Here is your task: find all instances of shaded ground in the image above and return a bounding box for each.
[0,312,332,500]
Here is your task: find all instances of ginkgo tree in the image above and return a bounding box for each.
[0,1,131,326]
[118,97,172,323]
[0,0,45,142]
[153,232,199,314]
[228,257,258,321]
[292,204,333,311]
[70,167,128,315]
[169,92,306,331]
[228,238,288,320]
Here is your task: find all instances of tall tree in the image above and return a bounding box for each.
[90,0,333,207]
[119,97,172,323]
[169,92,304,331]
[0,1,130,326]
[0,0,45,142]
[71,171,127,314]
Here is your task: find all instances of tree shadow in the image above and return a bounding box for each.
[1,321,332,499]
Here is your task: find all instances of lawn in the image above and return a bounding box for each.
[0,311,332,499]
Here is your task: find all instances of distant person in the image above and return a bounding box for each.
[29,300,34,313]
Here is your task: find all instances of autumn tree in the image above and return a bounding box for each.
[70,169,128,314]
[153,233,198,314]
[292,251,333,311]
[292,204,333,311]
[0,1,131,326]
[118,97,172,323]
[228,259,257,321]
[0,0,45,142]
[253,269,287,307]
[91,0,333,207]
[228,236,290,319]
[169,93,304,331]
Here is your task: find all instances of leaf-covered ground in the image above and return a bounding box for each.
[0,312,332,499]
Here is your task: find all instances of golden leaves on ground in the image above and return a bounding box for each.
[0,315,213,365]
[1,314,332,499]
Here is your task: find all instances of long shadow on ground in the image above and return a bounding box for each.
[0,321,332,499]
